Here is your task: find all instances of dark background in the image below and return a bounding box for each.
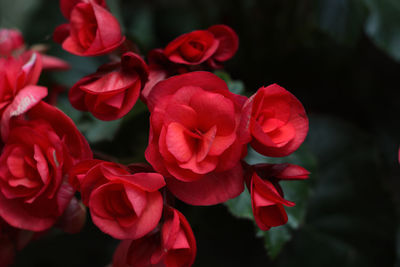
[0,0,399,266]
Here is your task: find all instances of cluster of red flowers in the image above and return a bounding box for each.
[0,28,91,265]
[0,0,309,266]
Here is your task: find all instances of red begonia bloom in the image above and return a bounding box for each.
[145,71,249,205]
[0,28,70,71]
[142,25,238,103]
[161,206,197,267]
[248,163,309,230]
[164,25,238,67]
[0,102,92,231]
[251,173,294,230]
[59,0,107,20]
[141,49,184,103]
[39,54,70,71]
[243,84,308,157]
[113,206,196,267]
[70,160,165,240]
[0,29,25,57]
[0,52,48,140]
[54,0,125,56]
[113,232,163,267]
[69,52,148,120]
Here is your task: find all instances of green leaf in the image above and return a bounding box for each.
[57,97,122,144]
[214,70,231,83]
[225,189,253,220]
[0,0,40,31]
[257,226,291,259]
[213,70,245,94]
[227,80,245,95]
[127,6,156,50]
[315,0,368,45]
[363,0,400,61]
[272,115,396,267]
[80,117,122,144]
[106,0,125,33]
[315,0,400,61]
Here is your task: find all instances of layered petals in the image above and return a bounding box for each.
[164,25,238,67]
[55,0,125,56]
[145,72,248,205]
[0,52,45,125]
[247,163,310,230]
[69,52,148,120]
[166,163,244,206]
[243,84,308,157]
[0,28,25,56]
[0,110,90,231]
[112,206,196,267]
[70,160,166,240]
[251,173,293,231]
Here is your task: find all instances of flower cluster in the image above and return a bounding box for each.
[0,0,310,266]
[0,28,91,265]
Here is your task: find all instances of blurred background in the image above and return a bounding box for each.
[1,0,399,266]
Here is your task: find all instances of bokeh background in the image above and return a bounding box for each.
[1,0,399,266]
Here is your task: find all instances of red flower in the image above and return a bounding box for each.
[70,160,165,240]
[161,206,197,267]
[0,102,92,231]
[247,163,309,230]
[0,52,47,140]
[112,206,196,267]
[69,52,148,120]
[164,25,238,67]
[59,0,107,20]
[54,0,125,56]
[0,29,25,57]
[243,84,308,157]
[141,49,185,103]
[145,71,249,205]
[0,28,70,71]
[39,54,70,71]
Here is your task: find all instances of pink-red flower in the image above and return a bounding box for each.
[54,0,125,56]
[243,84,309,157]
[145,71,249,205]
[0,29,25,57]
[141,49,187,102]
[0,52,48,140]
[246,163,309,230]
[0,102,92,231]
[0,28,70,72]
[69,52,148,120]
[69,160,165,240]
[164,25,238,68]
[112,206,196,267]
